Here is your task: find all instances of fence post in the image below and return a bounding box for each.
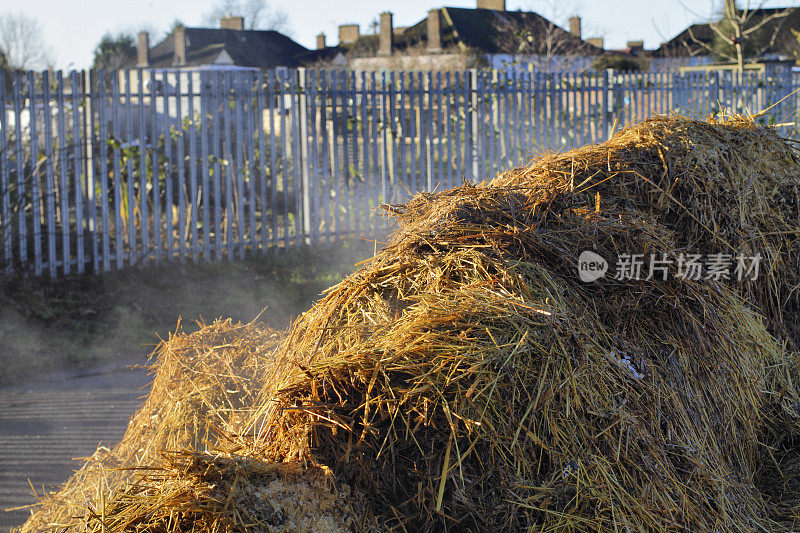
[425,72,433,191]
[380,72,389,206]
[469,69,479,183]
[297,68,311,246]
[11,73,25,269]
[602,69,609,141]
[0,69,10,274]
[41,71,57,277]
[28,71,42,276]
[83,70,98,272]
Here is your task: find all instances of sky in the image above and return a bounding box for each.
[3,0,800,69]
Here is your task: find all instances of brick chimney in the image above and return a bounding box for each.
[338,24,360,44]
[627,40,644,53]
[173,26,186,66]
[427,9,441,53]
[316,32,326,49]
[586,37,604,50]
[137,31,150,67]
[477,0,505,10]
[569,17,582,38]
[221,16,244,30]
[378,12,393,56]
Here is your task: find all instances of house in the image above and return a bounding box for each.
[129,16,310,71]
[304,0,604,72]
[111,18,311,142]
[652,7,800,70]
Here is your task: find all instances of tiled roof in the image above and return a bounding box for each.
[655,7,800,57]
[443,7,598,55]
[129,27,309,69]
[341,6,600,58]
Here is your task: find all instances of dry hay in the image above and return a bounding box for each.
[491,114,800,347]
[17,319,283,531]
[19,115,800,531]
[79,453,358,532]
[242,187,800,530]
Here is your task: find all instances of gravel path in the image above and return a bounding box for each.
[0,360,150,531]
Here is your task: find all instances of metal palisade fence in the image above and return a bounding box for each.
[1,67,799,277]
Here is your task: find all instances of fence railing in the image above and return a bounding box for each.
[1,68,799,277]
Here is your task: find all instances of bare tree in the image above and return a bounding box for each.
[92,33,136,71]
[203,0,290,33]
[682,0,793,71]
[651,14,709,71]
[368,17,379,35]
[510,1,594,74]
[0,11,53,70]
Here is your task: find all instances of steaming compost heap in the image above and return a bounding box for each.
[492,115,800,347]
[19,115,800,532]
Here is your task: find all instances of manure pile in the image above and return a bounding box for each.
[19,115,800,532]
[492,115,800,347]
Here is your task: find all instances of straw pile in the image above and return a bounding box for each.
[19,115,800,531]
[492,114,800,347]
[17,319,288,530]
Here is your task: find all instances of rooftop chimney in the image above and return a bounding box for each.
[378,12,393,56]
[316,32,326,49]
[427,9,442,53]
[220,16,244,30]
[569,16,582,38]
[586,37,604,50]
[476,0,505,10]
[627,40,644,53]
[338,24,360,44]
[137,31,150,67]
[173,26,186,66]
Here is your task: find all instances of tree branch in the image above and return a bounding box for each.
[741,10,790,36]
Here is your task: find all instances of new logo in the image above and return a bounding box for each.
[578,250,608,282]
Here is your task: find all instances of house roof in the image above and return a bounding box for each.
[655,23,718,57]
[655,7,800,57]
[345,34,382,57]
[340,6,601,58]
[296,46,347,66]
[132,27,309,69]
[442,7,598,55]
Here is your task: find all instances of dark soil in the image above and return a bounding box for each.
[0,239,379,386]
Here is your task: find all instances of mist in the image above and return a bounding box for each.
[0,237,380,387]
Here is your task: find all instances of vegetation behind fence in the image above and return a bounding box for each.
[1,67,799,277]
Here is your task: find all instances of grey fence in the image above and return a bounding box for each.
[1,68,799,277]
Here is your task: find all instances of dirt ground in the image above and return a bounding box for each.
[0,239,379,387]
